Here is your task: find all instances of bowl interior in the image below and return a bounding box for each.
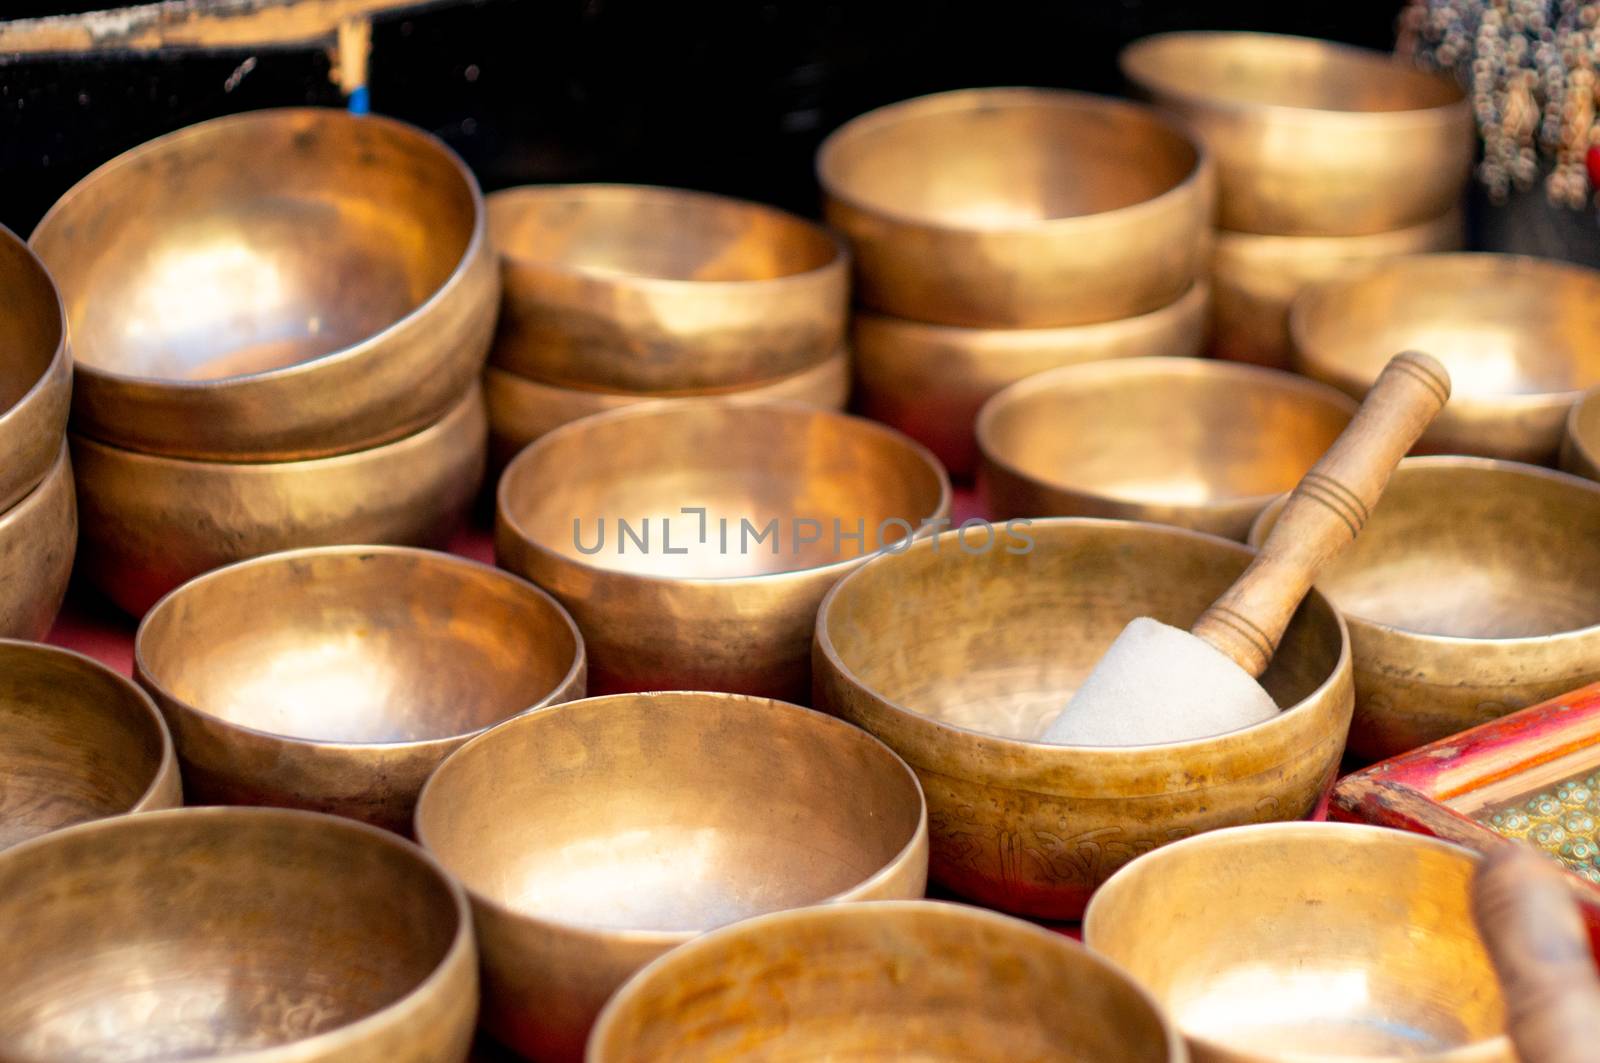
[417,693,923,933]
[1124,32,1463,112]
[0,232,62,415]
[981,363,1352,507]
[489,186,836,282]
[1087,827,1504,1058]
[32,111,475,383]
[0,811,460,1061]
[823,522,1341,740]
[0,645,166,850]
[138,550,578,743]
[822,92,1198,226]
[500,404,947,579]
[592,904,1174,1062]
[1258,461,1600,639]
[1296,256,1600,398]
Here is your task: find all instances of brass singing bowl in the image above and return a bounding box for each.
[590,900,1185,1063]
[0,225,70,514]
[484,349,849,472]
[415,690,927,1063]
[0,806,477,1062]
[1562,385,1600,480]
[1121,32,1473,236]
[0,640,179,851]
[1211,208,1464,369]
[1293,254,1600,464]
[74,381,486,617]
[1250,457,1600,761]
[135,545,584,832]
[497,401,950,701]
[0,444,76,640]
[856,281,1209,480]
[814,518,1352,920]
[818,87,1214,328]
[488,184,847,392]
[1084,823,1511,1063]
[977,358,1356,540]
[30,107,497,462]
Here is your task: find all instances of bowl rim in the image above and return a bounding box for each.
[0,224,69,433]
[1119,29,1471,125]
[132,543,587,752]
[413,689,931,947]
[587,897,1188,1062]
[487,182,849,291]
[0,636,179,819]
[485,344,850,403]
[1249,454,1600,648]
[1212,206,1465,259]
[815,85,1213,235]
[973,355,1359,512]
[0,440,70,532]
[495,398,954,587]
[814,516,1353,762]
[1082,820,1513,1063]
[0,805,477,1063]
[29,106,488,392]
[1566,384,1600,472]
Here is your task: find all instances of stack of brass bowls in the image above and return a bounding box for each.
[483,184,851,470]
[818,87,1214,478]
[1122,32,1473,368]
[0,226,73,639]
[30,108,498,616]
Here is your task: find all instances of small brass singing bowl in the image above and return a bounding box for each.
[817,87,1214,328]
[73,381,486,617]
[0,225,70,515]
[0,806,478,1062]
[484,349,849,473]
[415,690,928,1062]
[976,358,1356,540]
[0,443,76,640]
[1211,208,1464,370]
[1250,457,1600,761]
[590,900,1184,1063]
[135,545,585,832]
[1562,385,1600,480]
[488,184,848,393]
[814,518,1352,920]
[856,281,1209,480]
[30,107,498,462]
[1293,254,1600,464]
[496,401,949,701]
[0,640,180,851]
[1121,32,1473,237]
[1084,823,1511,1063]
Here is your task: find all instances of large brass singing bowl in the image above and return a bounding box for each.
[977,358,1355,540]
[0,807,477,1062]
[1562,385,1600,480]
[1211,208,1464,369]
[818,87,1214,328]
[74,381,486,617]
[590,900,1185,1063]
[1250,457,1600,761]
[496,401,949,701]
[1292,253,1600,464]
[415,691,928,1063]
[135,545,584,832]
[856,281,1209,480]
[0,443,76,640]
[814,519,1352,920]
[0,640,179,851]
[1084,823,1511,1063]
[30,108,497,462]
[0,225,70,514]
[484,349,849,472]
[1121,32,1473,236]
[488,184,847,392]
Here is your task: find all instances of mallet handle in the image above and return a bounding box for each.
[1191,350,1450,677]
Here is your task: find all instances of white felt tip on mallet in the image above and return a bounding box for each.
[1043,351,1451,746]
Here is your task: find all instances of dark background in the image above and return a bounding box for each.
[1,0,1405,235]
